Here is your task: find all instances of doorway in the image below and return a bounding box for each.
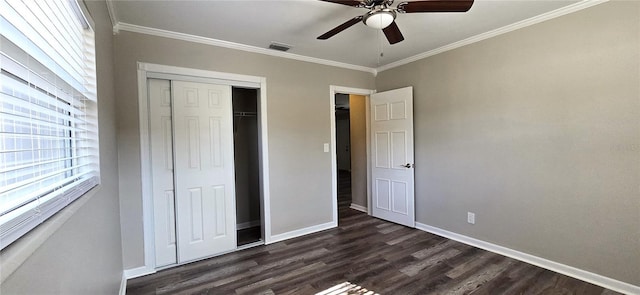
[330,86,415,228]
[232,87,262,247]
[335,94,353,216]
[330,86,375,222]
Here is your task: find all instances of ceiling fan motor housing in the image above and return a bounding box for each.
[363,8,396,29]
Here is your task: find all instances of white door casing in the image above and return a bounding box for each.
[370,87,415,227]
[149,79,177,267]
[172,80,237,263]
[138,63,270,274]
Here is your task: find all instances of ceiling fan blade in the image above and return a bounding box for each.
[398,0,474,13]
[318,0,365,7]
[382,21,404,44]
[318,16,363,40]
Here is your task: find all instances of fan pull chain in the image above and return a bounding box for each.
[377,30,384,66]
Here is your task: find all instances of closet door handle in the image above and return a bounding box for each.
[402,163,413,168]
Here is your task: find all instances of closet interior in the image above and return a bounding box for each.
[232,87,262,246]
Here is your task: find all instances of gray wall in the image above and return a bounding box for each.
[0,1,124,294]
[349,95,367,208]
[114,31,375,268]
[376,1,639,285]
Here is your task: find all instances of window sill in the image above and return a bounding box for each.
[0,186,101,283]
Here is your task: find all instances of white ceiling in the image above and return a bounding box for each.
[109,0,583,70]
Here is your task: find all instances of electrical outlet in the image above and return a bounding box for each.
[467,212,475,224]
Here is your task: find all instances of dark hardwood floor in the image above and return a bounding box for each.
[127,171,619,294]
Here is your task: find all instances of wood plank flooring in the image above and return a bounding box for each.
[127,171,619,294]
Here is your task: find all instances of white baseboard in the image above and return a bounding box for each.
[123,265,156,280]
[237,220,261,230]
[119,272,127,295]
[118,271,127,295]
[349,203,367,213]
[267,221,336,244]
[415,222,640,295]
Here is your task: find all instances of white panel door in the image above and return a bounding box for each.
[148,79,177,267]
[370,87,415,227]
[172,81,237,263]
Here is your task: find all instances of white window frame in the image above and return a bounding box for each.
[0,0,99,250]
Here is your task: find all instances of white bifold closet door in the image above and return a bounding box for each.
[149,79,177,267]
[150,79,237,267]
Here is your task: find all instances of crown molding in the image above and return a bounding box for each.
[108,0,605,75]
[104,0,119,34]
[376,0,609,73]
[116,22,377,75]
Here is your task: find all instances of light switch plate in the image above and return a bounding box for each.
[323,143,330,153]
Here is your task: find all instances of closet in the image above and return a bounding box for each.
[232,88,261,246]
[147,78,262,269]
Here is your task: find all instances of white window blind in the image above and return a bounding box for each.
[0,0,99,250]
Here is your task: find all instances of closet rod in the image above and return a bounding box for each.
[234,111,257,117]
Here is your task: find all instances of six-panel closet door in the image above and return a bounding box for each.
[149,79,237,267]
[149,79,176,267]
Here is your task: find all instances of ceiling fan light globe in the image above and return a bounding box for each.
[364,11,395,29]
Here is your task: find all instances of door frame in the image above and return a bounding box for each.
[137,62,271,272]
[329,86,376,220]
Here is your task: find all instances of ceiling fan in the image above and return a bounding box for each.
[317,0,474,44]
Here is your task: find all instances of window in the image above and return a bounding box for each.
[0,0,98,250]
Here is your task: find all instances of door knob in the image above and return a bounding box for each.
[403,163,413,168]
